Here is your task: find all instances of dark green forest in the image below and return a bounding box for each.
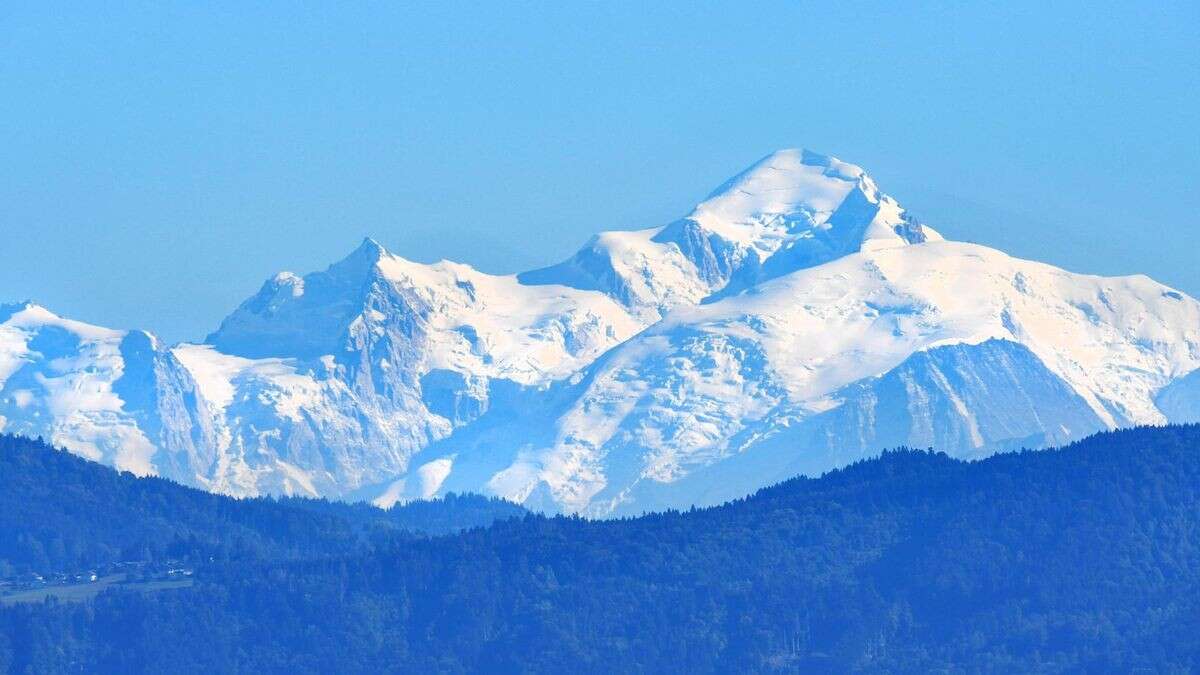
[2,426,1199,673]
[0,433,525,577]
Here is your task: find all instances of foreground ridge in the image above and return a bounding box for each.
[2,425,1199,671]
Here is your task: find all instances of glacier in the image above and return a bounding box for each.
[3,148,1199,516]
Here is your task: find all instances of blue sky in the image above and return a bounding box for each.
[2,2,1197,343]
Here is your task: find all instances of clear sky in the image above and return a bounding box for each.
[2,2,1197,343]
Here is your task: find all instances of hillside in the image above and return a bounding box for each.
[0,434,524,577]
[2,426,1199,672]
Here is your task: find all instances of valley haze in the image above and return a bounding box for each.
[3,149,1198,516]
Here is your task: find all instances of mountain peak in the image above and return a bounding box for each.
[703,148,868,198]
[742,148,867,184]
[520,149,940,315]
[680,147,936,262]
[357,236,386,255]
[340,237,389,267]
[694,148,874,226]
[1,298,37,313]
[311,237,395,287]
[205,239,396,358]
[0,300,57,325]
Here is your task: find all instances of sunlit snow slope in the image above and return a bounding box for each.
[412,242,1200,515]
[3,149,1198,514]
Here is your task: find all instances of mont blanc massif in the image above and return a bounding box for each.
[4,149,1199,516]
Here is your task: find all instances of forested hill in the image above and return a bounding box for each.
[3,426,1200,672]
[0,434,526,575]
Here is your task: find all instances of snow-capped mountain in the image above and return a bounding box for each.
[518,149,939,318]
[181,237,641,496]
[3,149,1199,515]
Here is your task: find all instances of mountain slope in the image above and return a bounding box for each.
[405,241,1200,514]
[0,302,213,479]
